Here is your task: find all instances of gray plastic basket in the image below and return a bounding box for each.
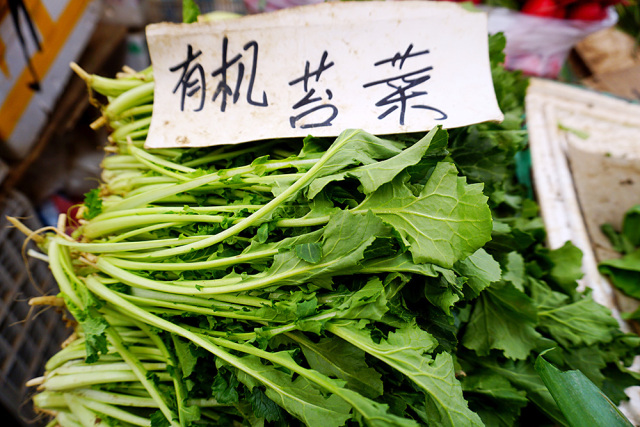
[0,191,70,425]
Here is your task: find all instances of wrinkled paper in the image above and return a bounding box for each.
[145,1,503,148]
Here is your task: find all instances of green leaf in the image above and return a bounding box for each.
[296,335,384,399]
[463,373,528,405]
[294,242,322,264]
[248,387,283,422]
[501,252,526,292]
[83,188,103,220]
[336,277,389,321]
[236,355,352,427]
[356,162,492,268]
[179,404,201,425]
[454,248,502,299]
[212,367,240,404]
[463,282,542,360]
[328,321,483,426]
[538,295,618,348]
[363,236,398,260]
[449,129,513,189]
[339,388,419,427]
[622,204,640,246]
[296,296,317,318]
[421,353,484,427]
[599,249,640,299]
[544,242,584,293]
[563,347,607,387]
[419,307,458,354]
[423,266,464,313]
[487,217,544,254]
[530,278,618,348]
[264,210,390,289]
[535,355,633,427]
[308,126,446,197]
[150,410,171,427]
[79,310,109,364]
[462,373,528,427]
[182,0,200,23]
[600,363,640,404]
[256,222,269,243]
[479,358,566,425]
[601,223,636,255]
[301,129,404,181]
[250,292,312,325]
[247,345,417,427]
[172,337,198,379]
[360,252,438,277]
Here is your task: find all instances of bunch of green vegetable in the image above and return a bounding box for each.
[599,205,640,319]
[21,34,640,427]
[616,0,640,44]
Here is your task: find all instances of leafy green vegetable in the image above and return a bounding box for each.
[23,32,640,427]
[462,373,528,427]
[599,204,640,302]
[328,321,484,427]
[82,188,103,220]
[295,334,384,399]
[356,162,492,268]
[182,0,200,23]
[535,355,634,427]
[463,281,542,360]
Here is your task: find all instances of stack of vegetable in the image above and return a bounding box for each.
[19,34,640,427]
[600,205,640,320]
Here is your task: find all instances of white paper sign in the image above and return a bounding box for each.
[145,1,503,149]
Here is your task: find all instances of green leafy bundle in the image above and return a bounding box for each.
[26,34,639,427]
[599,205,640,319]
[616,1,640,44]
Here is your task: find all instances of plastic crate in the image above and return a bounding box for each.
[0,191,70,425]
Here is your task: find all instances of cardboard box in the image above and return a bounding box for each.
[0,0,101,159]
[574,27,640,101]
[584,64,640,101]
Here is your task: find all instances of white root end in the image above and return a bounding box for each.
[26,376,45,387]
[6,216,45,244]
[69,62,91,82]
[56,214,67,233]
[90,115,107,130]
[27,249,49,262]
[81,253,99,264]
[61,332,78,348]
[29,296,65,307]
[75,205,87,220]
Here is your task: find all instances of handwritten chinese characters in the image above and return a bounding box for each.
[288,51,338,129]
[170,44,205,112]
[364,44,447,126]
[170,37,268,113]
[146,1,504,148]
[169,41,447,129]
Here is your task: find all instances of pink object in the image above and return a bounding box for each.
[486,6,618,77]
[243,0,323,14]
